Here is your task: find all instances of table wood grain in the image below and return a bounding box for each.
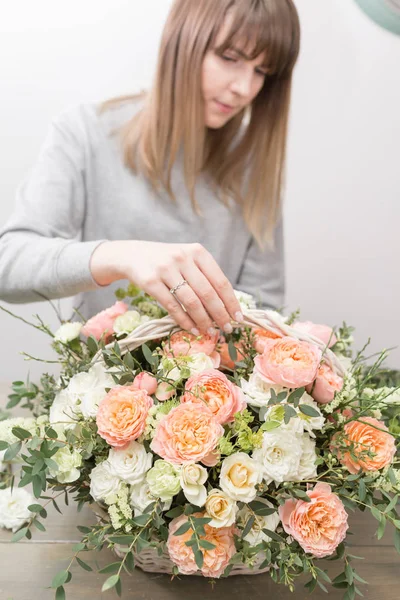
[1,382,399,599]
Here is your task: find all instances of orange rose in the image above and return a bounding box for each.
[96,385,153,448]
[252,327,281,354]
[306,363,343,404]
[181,369,246,424]
[333,417,396,474]
[150,401,223,465]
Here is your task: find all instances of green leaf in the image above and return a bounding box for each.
[394,529,400,554]
[51,570,70,589]
[131,514,150,527]
[377,516,387,540]
[345,563,354,585]
[108,535,135,545]
[32,459,45,476]
[228,340,238,362]
[125,552,135,573]
[358,479,366,502]
[28,503,43,513]
[11,427,32,440]
[173,522,192,537]
[6,395,21,409]
[86,336,99,356]
[344,584,356,600]
[45,427,59,439]
[76,557,92,572]
[101,574,120,592]
[77,526,91,534]
[194,549,204,570]
[370,506,381,521]
[123,352,135,370]
[55,586,66,600]
[284,404,297,424]
[262,529,286,544]
[0,440,9,451]
[32,475,43,498]
[288,387,305,406]
[99,562,121,575]
[4,441,22,461]
[242,515,255,539]
[142,344,156,365]
[33,518,46,532]
[11,527,28,542]
[199,539,216,550]
[299,404,321,418]
[384,494,398,514]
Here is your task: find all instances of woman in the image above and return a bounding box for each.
[0,0,300,336]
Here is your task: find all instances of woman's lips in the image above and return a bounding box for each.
[214,100,235,114]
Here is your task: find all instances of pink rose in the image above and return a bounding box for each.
[96,385,153,448]
[332,417,396,474]
[252,327,282,354]
[155,381,176,402]
[167,513,236,578]
[293,321,337,348]
[164,330,220,367]
[254,337,322,389]
[181,369,246,424]
[133,372,158,396]
[150,402,223,465]
[201,448,221,467]
[81,301,128,341]
[279,482,349,558]
[306,364,344,404]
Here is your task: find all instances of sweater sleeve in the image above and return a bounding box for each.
[0,108,106,304]
[235,215,285,311]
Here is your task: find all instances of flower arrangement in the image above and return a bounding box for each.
[0,285,399,599]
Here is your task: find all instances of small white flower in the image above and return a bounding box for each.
[204,489,238,528]
[89,461,122,505]
[54,322,82,343]
[113,310,142,336]
[234,289,257,311]
[237,497,280,546]
[179,463,208,506]
[0,487,34,531]
[129,481,172,516]
[263,393,325,438]
[49,446,82,484]
[220,452,262,503]
[241,372,284,408]
[187,353,215,376]
[107,441,153,486]
[66,362,115,419]
[0,417,37,445]
[252,429,303,485]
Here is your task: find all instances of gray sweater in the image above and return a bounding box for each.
[0,99,285,319]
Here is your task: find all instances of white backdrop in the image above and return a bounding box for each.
[0,0,399,383]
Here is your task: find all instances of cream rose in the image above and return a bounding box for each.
[180,463,208,506]
[205,489,238,528]
[252,429,303,485]
[220,453,262,502]
[107,441,153,486]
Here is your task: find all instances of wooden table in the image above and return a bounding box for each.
[1,383,399,600]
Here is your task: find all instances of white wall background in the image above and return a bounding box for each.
[0,0,399,384]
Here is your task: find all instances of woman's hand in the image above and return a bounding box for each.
[90,240,244,334]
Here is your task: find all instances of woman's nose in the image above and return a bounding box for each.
[229,70,255,99]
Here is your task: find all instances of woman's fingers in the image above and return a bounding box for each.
[162,273,215,334]
[191,244,243,323]
[144,280,200,334]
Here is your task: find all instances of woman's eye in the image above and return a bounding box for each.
[221,55,237,63]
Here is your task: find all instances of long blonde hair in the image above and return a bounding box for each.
[101,0,300,248]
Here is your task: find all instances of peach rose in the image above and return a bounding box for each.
[150,402,223,465]
[217,338,245,370]
[279,482,348,558]
[167,513,237,578]
[252,327,281,354]
[181,369,246,425]
[133,372,158,396]
[254,337,322,389]
[164,330,220,367]
[333,417,396,474]
[155,381,176,402]
[96,385,153,448]
[201,448,221,467]
[293,321,337,348]
[81,301,128,341]
[306,364,344,404]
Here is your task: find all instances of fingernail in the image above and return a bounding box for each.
[235,311,244,322]
[191,328,200,336]
[208,327,217,336]
[223,323,233,334]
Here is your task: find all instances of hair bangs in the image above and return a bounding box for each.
[213,0,300,77]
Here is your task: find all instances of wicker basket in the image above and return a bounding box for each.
[90,307,344,576]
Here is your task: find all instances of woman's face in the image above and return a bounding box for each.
[202,19,268,129]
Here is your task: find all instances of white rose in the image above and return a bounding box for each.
[241,372,285,408]
[293,435,318,482]
[49,388,80,429]
[67,362,115,418]
[237,497,280,546]
[179,463,208,506]
[263,393,325,438]
[0,417,37,445]
[54,322,82,343]
[113,311,142,336]
[295,393,325,437]
[204,489,238,528]
[107,441,153,486]
[49,446,82,484]
[220,452,262,503]
[252,429,303,485]
[89,461,122,505]
[187,353,214,376]
[130,481,172,516]
[0,487,34,531]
